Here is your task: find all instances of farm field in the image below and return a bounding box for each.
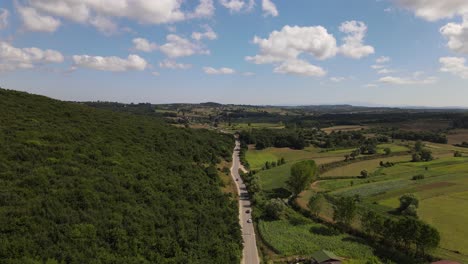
[322,157,468,260]
[246,142,408,171]
[321,155,411,178]
[322,125,368,134]
[447,129,468,145]
[258,218,377,262]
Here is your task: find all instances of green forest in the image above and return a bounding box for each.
[0,89,242,264]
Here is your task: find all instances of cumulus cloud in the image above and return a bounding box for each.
[160,34,209,58]
[440,56,468,79]
[189,0,215,18]
[17,0,216,34]
[159,59,192,69]
[0,41,64,72]
[192,26,217,40]
[0,9,9,29]
[440,16,468,54]
[246,25,337,64]
[339,21,375,59]
[203,67,236,74]
[219,0,255,13]
[262,0,278,17]
[274,59,326,77]
[72,54,148,72]
[378,75,437,85]
[89,16,119,35]
[132,38,158,52]
[17,5,61,32]
[395,0,468,21]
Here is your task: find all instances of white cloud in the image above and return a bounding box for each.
[72,54,148,72]
[376,56,390,64]
[396,0,468,21]
[18,0,216,34]
[17,5,61,32]
[132,38,158,52]
[160,34,209,58]
[159,59,192,69]
[203,67,236,74]
[246,25,337,64]
[0,41,64,72]
[440,16,468,54]
[0,9,9,29]
[243,72,255,76]
[152,71,160,76]
[219,0,254,13]
[89,16,118,35]
[262,0,278,17]
[364,83,378,88]
[192,26,217,40]
[189,0,215,18]
[339,21,375,59]
[274,59,326,77]
[330,77,346,82]
[378,75,437,85]
[440,56,468,79]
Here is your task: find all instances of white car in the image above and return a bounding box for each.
[247,218,252,223]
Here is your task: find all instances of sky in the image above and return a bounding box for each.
[1,0,468,107]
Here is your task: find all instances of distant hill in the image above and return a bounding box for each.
[0,89,241,263]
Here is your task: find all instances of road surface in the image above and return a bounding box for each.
[231,140,260,264]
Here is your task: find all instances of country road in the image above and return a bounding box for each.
[231,140,260,264]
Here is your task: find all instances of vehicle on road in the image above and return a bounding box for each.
[247,218,252,223]
[245,209,250,214]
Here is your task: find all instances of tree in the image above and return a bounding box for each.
[350,149,360,160]
[420,149,433,161]
[454,151,463,157]
[398,194,419,217]
[360,170,369,178]
[414,140,424,152]
[264,199,286,220]
[333,196,357,226]
[416,223,440,256]
[286,160,317,197]
[384,147,392,155]
[307,194,323,217]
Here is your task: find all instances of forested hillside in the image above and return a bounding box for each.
[0,89,241,264]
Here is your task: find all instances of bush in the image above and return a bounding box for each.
[412,174,425,180]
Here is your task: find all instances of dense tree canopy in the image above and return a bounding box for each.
[0,89,241,264]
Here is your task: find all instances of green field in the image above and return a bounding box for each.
[322,155,411,178]
[258,217,376,262]
[247,140,468,262]
[322,157,468,259]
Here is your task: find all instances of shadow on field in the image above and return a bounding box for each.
[309,226,341,236]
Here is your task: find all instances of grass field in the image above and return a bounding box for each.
[247,140,468,262]
[258,217,376,262]
[321,155,411,178]
[325,157,468,258]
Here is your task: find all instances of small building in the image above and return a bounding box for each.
[431,261,461,264]
[311,250,342,264]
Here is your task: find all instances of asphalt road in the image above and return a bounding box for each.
[231,140,260,264]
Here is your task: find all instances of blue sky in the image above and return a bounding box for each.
[1,0,468,107]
